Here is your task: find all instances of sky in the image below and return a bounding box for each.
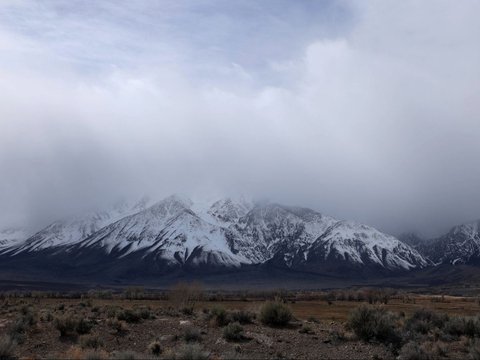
[0,0,479,237]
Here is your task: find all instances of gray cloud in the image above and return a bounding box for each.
[0,0,479,237]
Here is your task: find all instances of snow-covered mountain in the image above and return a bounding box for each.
[303,221,428,271]
[231,203,337,265]
[5,198,151,254]
[0,195,428,279]
[74,195,247,268]
[421,220,480,265]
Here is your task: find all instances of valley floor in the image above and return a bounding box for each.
[1,289,480,359]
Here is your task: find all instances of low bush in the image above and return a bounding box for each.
[181,306,194,316]
[398,341,430,360]
[346,306,401,347]
[107,319,128,334]
[8,307,37,344]
[76,318,93,335]
[18,306,36,327]
[168,344,209,360]
[210,306,229,327]
[138,307,153,320]
[329,330,346,343]
[443,316,480,338]
[299,324,315,335]
[470,339,480,360]
[106,306,119,319]
[405,309,449,335]
[80,335,104,349]
[43,312,54,322]
[223,322,244,341]
[0,335,17,360]
[8,319,28,345]
[148,340,162,356]
[183,327,202,342]
[55,315,78,337]
[259,301,292,327]
[230,310,255,324]
[117,309,142,323]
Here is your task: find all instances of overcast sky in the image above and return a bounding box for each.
[0,0,479,237]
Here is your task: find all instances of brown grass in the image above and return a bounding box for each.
[10,293,480,323]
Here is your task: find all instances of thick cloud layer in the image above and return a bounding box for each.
[0,0,479,236]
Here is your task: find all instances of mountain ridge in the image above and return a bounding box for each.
[0,195,433,282]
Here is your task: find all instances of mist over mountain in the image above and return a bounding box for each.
[0,1,479,239]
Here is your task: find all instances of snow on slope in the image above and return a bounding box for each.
[11,198,151,254]
[230,203,337,264]
[2,194,427,272]
[308,221,427,270]
[0,227,29,251]
[76,195,247,267]
[423,220,480,265]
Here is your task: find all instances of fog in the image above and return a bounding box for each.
[0,0,479,237]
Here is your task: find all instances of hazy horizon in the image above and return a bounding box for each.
[1,0,479,238]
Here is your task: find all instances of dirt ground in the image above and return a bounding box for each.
[0,294,479,359]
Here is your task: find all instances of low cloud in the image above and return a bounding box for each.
[0,0,479,237]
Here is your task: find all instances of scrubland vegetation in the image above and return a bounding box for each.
[1,285,480,359]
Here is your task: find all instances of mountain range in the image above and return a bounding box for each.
[0,195,478,285]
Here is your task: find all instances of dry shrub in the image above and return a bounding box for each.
[148,340,162,355]
[107,319,128,334]
[9,307,38,344]
[0,335,17,360]
[166,344,209,360]
[422,341,447,358]
[346,306,401,347]
[183,327,202,342]
[55,315,78,337]
[117,309,142,323]
[470,339,480,360]
[259,301,292,327]
[138,307,153,320]
[80,335,104,349]
[299,324,315,335]
[76,318,93,335]
[398,341,431,360]
[209,306,229,327]
[404,309,446,338]
[169,282,203,313]
[223,322,245,341]
[230,310,255,324]
[443,316,480,338]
